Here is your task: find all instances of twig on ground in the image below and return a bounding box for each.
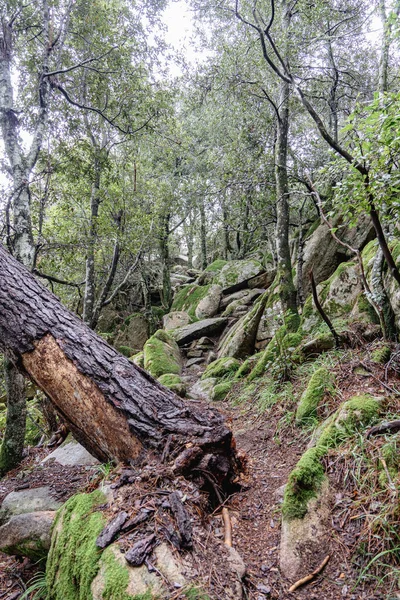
[222,507,232,547]
[288,555,330,593]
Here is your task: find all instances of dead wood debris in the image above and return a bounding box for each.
[288,555,330,593]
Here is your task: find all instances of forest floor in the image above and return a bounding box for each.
[0,347,400,599]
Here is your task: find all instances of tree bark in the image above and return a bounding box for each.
[0,358,26,474]
[0,245,238,486]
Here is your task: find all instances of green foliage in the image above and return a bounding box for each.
[46,490,106,600]
[371,344,392,364]
[204,259,228,273]
[20,572,47,600]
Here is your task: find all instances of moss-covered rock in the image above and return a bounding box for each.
[248,325,303,381]
[143,330,182,378]
[201,357,241,380]
[212,381,233,401]
[234,355,259,379]
[113,314,149,354]
[130,352,144,368]
[46,490,106,600]
[171,285,213,321]
[205,259,228,273]
[215,259,265,293]
[283,394,381,521]
[157,374,186,397]
[295,368,333,426]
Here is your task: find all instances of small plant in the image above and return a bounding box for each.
[20,572,47,600]
[96,461,115,480]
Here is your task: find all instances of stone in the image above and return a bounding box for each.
[216,259,265,294]
[171,318,229,346]
[0,487,62,523]
[162,311,191,331]
[248,268,276,290]
[280,480,331,581]
[42,440,100,467]
[113,313,149,354]
[300,214,374,295]
[143,329,182,378]
[218,292,268,359]
[226,546,246,579]
[195,283,222,319]
[0,511,55,559]
[186,357,204,368]
[189,377,218,401]
[220,289,252,310]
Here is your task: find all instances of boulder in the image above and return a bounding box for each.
[300,214,374,295]
[248,267,276,290]
[189,377,219,401]
[218,293,268,359]
[221,289,265,317]
[215,259,265,294]
[157,374,186,397]
[113,313,149,354]
[0,511,55,559]
[162,310,191,331]
[171,318,229,346]
[0,487,62,523]
[202,357,241,380]
[42,440,100,467]
[143,329,182,378]
[195,284,222,319]
[280,480,331,581]
[220,289,253,311]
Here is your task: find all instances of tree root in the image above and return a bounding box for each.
[288,555,330,593]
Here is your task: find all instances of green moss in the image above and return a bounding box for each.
[118,346,135,358]
[212,381,233,401]
[205,259,228,273]
[235,356,259,379]
[171,285,212,320]
[390,238,400,264]
[362,239,378,271]
[379,437,400,486]
[100,548,156,600]
[46,490,106,600]
[143,331,181,378]
[295,368,333,426]
[130,351,144,368]
[318,261,355,304]
[283,310,300,333]
[282,447,325,520]
[158,374,186,396]
[301,296,315,321]
[184,587,211,600]
[371,345,391,364]
[304,218,321,240]
[248,325,304,381]
[202,357,241,380]
[283,395,381,521]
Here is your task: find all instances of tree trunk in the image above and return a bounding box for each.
[199,200,207,269]
[0,245,238,486]
[0,358,26,474]
[83,153,101,326]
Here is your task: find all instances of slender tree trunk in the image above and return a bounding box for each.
[221,194,231,260]
[159,212,172,309]
[200,200,207,269]
[0,358,26,474]
[83,154,101,326]
[0,245,238,487]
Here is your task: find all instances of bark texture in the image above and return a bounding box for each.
[0,245,237,484]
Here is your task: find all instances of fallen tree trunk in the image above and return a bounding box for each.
[0,245,238,487]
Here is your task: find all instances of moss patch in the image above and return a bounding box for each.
[118,346,135,358]
[171,285,212,321]
[46,490,106,600]
[204,259,228,273]
[371,344,391,364]
[158,374,186,396]
[212,381,233,401]
[143,330,181,378]
[202,357,240,380]
[130,351,144,368]
[295,368,334,426]
[283,395,381,520]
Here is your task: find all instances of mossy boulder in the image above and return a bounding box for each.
[295,368,334,426]
[215,259,265,294]
[195,284,222,319]
[158,374,186,397]
[143,330,182,378]
[162,311,191,331]
[46,490,107,599]
[218,292,269,359]
[171,285,214,321]
[0,511,55,560]
[212,381,233,401]
[205,259,228,273]
[248,325,303,381]
[201,357,241,380]
[113,314,149,354]
[283,394,381,521]
[130,351,144,368]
